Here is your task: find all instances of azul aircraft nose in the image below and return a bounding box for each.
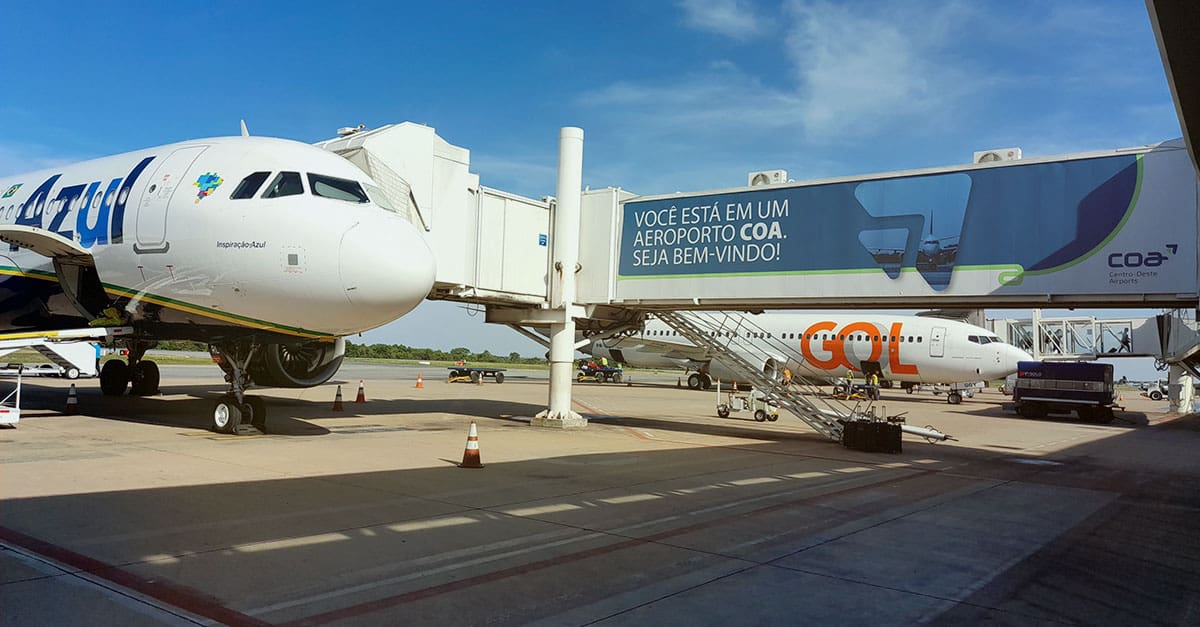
[338,216,435,332]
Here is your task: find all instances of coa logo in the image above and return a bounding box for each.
[1108,244,1175,268]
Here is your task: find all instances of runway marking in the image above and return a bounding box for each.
[0,525,269,626]
[279,471,919,625]
[600,493,663,504]
[236,532,350,554]
[728,477,782,486]
[386,516,478,533]
[501,503,583,517]
[625,428,656,440]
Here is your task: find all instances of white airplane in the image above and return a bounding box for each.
[0,135,436,432]
[586,313,1032,403]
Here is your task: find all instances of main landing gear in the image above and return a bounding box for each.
[99,343,160,397]
[209,343,267,435]
[687,372,713,390]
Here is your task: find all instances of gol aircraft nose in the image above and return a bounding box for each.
[339,217,435,331]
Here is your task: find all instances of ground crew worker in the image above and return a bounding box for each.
[601,356,608,368]
[782,367,793,385]
[869,372,880,400]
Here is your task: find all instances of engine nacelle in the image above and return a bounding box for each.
[243,338,346,388]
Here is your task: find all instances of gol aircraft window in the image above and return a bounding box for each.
[231,171,272,199]
[262,171,304,198]
[308,173,369,203]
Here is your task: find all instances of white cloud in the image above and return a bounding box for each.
[0,143,84,178]
[783,0,981,140]
[677,0,763,40]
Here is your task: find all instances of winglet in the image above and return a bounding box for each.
[240,119,250,137]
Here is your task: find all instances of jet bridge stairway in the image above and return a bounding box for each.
[655,311,867,441]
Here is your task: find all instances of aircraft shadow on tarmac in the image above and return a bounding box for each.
[8,380,551,437]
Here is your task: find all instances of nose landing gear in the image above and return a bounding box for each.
[210,343,268,435]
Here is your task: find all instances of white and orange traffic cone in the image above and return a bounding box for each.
[332,385,345,411]
[415,373,424,389]
[65,384,78,414]
[459,421,483,468]
[355,379,366,403]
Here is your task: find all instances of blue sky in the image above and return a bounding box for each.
[0,1,1184,379]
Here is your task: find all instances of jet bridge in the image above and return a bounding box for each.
[316,123,1200,434]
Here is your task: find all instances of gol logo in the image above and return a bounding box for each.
[799,321,919,375]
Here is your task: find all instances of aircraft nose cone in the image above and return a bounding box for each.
[339,217,435,331]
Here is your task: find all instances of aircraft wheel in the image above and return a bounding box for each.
[905,386,914,395]
[613,373,622,383]
[495,372,504,384]
[754,409,767,422]
[687,373,702,389]
[130,361,160,396]
[717,404,730,418]
[244,396,267,432]
[576,373,584,382]
[99,360,130,396]
[947,391,962,405]
[212,396,242,434]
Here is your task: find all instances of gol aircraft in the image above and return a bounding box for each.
[587,313,1031,404]
[0,135,435,432]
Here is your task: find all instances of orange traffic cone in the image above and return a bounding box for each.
[459,421,483,468]
[332,385,344,411]
[415,373,424,389]
[65,384,78,414]
[355,380,366,403]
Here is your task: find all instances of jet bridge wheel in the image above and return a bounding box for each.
[99,360,130,396]
[212,395,242,434]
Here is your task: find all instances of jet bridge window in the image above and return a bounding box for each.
[231,171,272,199]
[263,171,304,198]
[308,173,369,203]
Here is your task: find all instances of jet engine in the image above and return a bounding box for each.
[222,338,346,388]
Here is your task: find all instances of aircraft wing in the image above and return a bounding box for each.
[0,225,92,260]
[606,335,712,362]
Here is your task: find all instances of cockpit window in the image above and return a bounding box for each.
[308,173,369,203]
[262,171,304,198]
[968,335,979,344]
[363,183,397,212]
[231,171,271,199]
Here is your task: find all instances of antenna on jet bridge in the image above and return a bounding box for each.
[240,119,250,137]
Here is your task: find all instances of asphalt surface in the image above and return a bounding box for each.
[1,363,1197,625]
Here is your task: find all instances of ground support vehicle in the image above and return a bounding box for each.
[715,382,779,422]
[1012,360,1118,423]
[447,367,506,384]
[577,366,623,383]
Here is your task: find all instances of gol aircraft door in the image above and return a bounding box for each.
[135,146,207,253]
[929,326,946,358]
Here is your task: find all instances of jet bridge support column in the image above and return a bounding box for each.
[533,128,587,429]
[1168,364,1194,413]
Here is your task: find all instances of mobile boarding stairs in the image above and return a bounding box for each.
[654,311,951,443]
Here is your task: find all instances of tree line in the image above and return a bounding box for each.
[153,340,545,365]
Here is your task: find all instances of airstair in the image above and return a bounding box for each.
[655,311,871,441]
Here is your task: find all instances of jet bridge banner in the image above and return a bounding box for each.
[614,141,1198,304]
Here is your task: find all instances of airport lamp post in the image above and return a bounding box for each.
[534,127,587,428]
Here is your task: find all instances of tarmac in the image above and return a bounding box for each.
[1,364,1198,626]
